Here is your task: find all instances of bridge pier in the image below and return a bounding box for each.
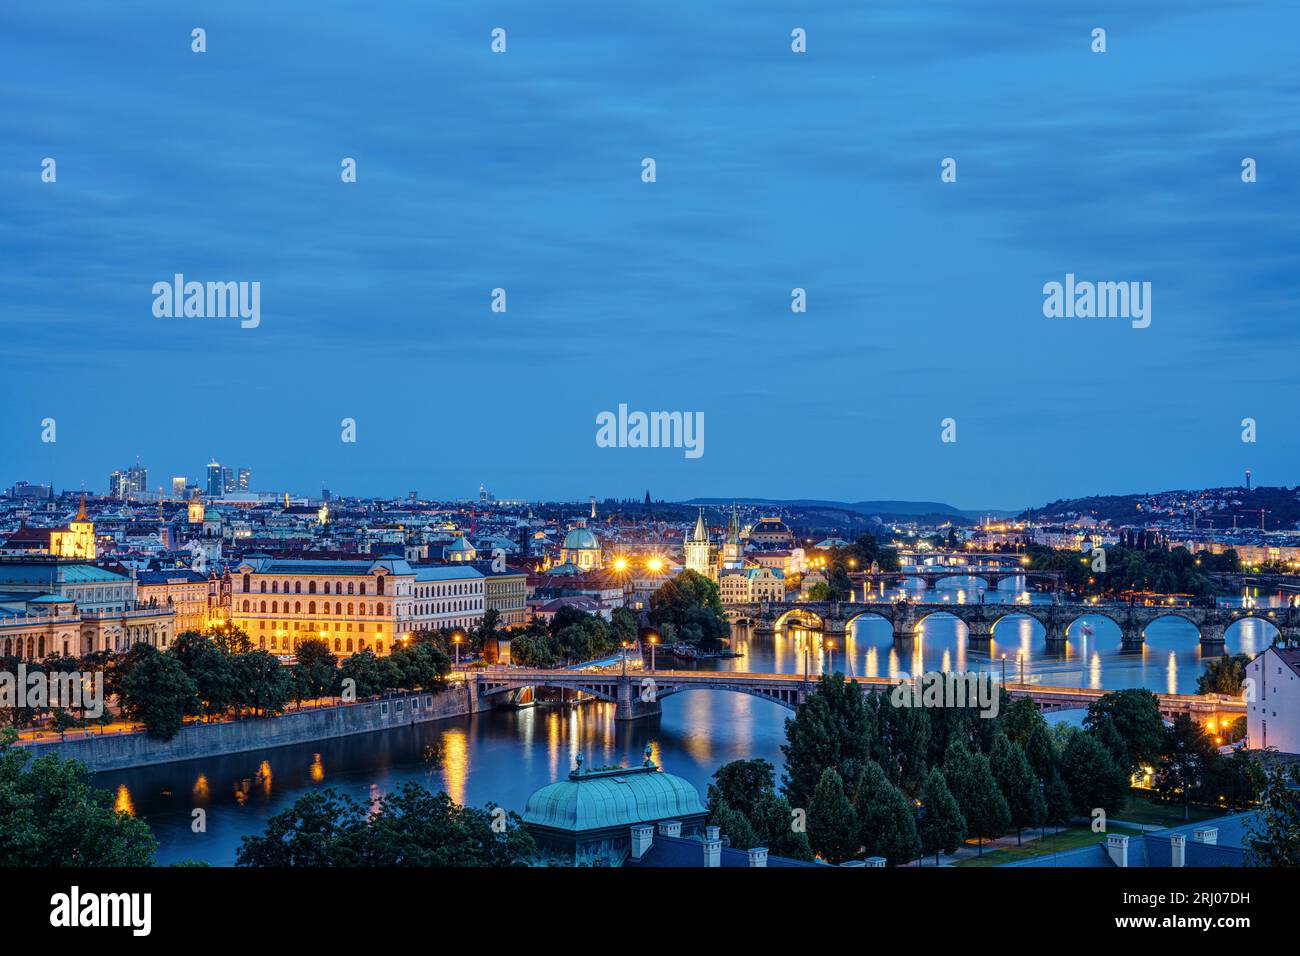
[615,675,662,721]
[966,619,992,647]
[1199,624,1226,653]
[1120,627,1144,653]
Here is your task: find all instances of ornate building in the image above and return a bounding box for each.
[559,522,603,571]
[49,494,96,559]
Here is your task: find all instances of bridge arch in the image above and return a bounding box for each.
[772,607,826,631]
[1222,613,1279,644]
[1058,610,1124,637]
[844,609,893,631]
[1139,611,1203,640]
[988,608,1049,636]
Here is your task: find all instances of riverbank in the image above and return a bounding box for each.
[24,682,482,772]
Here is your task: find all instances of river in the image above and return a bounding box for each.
[96,580,1282,865]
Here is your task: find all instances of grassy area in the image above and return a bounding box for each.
[954,824,1143,867]
[1114,793,1224,827]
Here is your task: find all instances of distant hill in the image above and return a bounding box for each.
[684,498,1018,521]
[1023,485,1300,530]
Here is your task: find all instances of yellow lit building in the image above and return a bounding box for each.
[49,495,96,559]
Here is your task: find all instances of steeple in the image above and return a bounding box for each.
[691,507,707,542]
[75,492,87,522]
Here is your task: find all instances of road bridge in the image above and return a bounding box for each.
[473,667,1245,725]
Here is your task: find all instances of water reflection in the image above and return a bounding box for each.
[96,581,1287,866]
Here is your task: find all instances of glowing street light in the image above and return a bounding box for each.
[646,632,659,671]
[452,631,463,668]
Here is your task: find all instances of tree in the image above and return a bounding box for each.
[1196,654,1251,696]
[209,624,253,655]
[231,650,293,718]
[1060,730,1127,818]
[868,693,931,795]
[855,761,921,866]
[781,673,875,810]
[917,767,966,865]
[0,730,156,865]
[337,649,398,698]
[990,734,1046,844]
[293,638,339,702]
[807,768,857,864]
[648,570,729,650]
[1003,697,1048,748]
[1245,759,1300,867]
[706,758,813,860]
[943,740,1010,854]
[387,642,449,692]
[119,645,198,740]
[1084,689,1164,776]
[171,632,236,719]
[235,781,537,866]
[1153,714,1219,820]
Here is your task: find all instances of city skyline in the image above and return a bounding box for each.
[3,2,1297,504]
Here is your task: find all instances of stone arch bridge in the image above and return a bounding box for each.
[853,568,1062,592]
[725,600,1298,651]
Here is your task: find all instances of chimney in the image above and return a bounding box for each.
[630,824,653,862]
[658,819,682,838]
[1170,833,1186,868]
[1106,834,1129,867]
[1193,827,1218,846]
[703,826,722,868]
[748,846,768,868]
[865,856,887,867]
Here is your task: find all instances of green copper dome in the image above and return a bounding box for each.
[522,765,705,833]
[561,527,599,551]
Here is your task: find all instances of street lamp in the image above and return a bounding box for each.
[826,638,834,676]
[1017,650,1024,684]
[453,631,463,668]
[646,632,659,671]
[1000,653,1007,684]
[621,641,630,676]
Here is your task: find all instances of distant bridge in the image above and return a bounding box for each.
[723,599,1297,650]
[473,667,1244,724]
[851,567,1061,592]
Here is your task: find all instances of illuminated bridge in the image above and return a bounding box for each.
[472,667,1244,725]
[722,599,1298,651]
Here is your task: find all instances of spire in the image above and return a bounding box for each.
[75,492,87,522]
[692,507,707,542]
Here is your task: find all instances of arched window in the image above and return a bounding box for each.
[309,581,317,594]
[335,602,342,615]
[309,601,316,614]
[294,601,301,613]
[260,601,267,613]
[347,603,354,615]
[272,601,279,613]
[358,604,366,616]
[243,574,251,592]
[346,638,353,652]
[360,583,367,596]
[376,576,385,595]
[260,581,267,593]
[334,638,341,652]
[347,582,355,595]
[271,581,279,594]
[242,600,250,612]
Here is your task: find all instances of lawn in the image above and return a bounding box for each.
[953,824,1143,868]
[1114,793,1225,827]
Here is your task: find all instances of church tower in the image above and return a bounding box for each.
[720,503,744,571]
[683,507,712,577]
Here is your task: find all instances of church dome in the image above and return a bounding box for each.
[561,527,600,551]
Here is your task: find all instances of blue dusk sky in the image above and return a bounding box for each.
[1,1,1297,508]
